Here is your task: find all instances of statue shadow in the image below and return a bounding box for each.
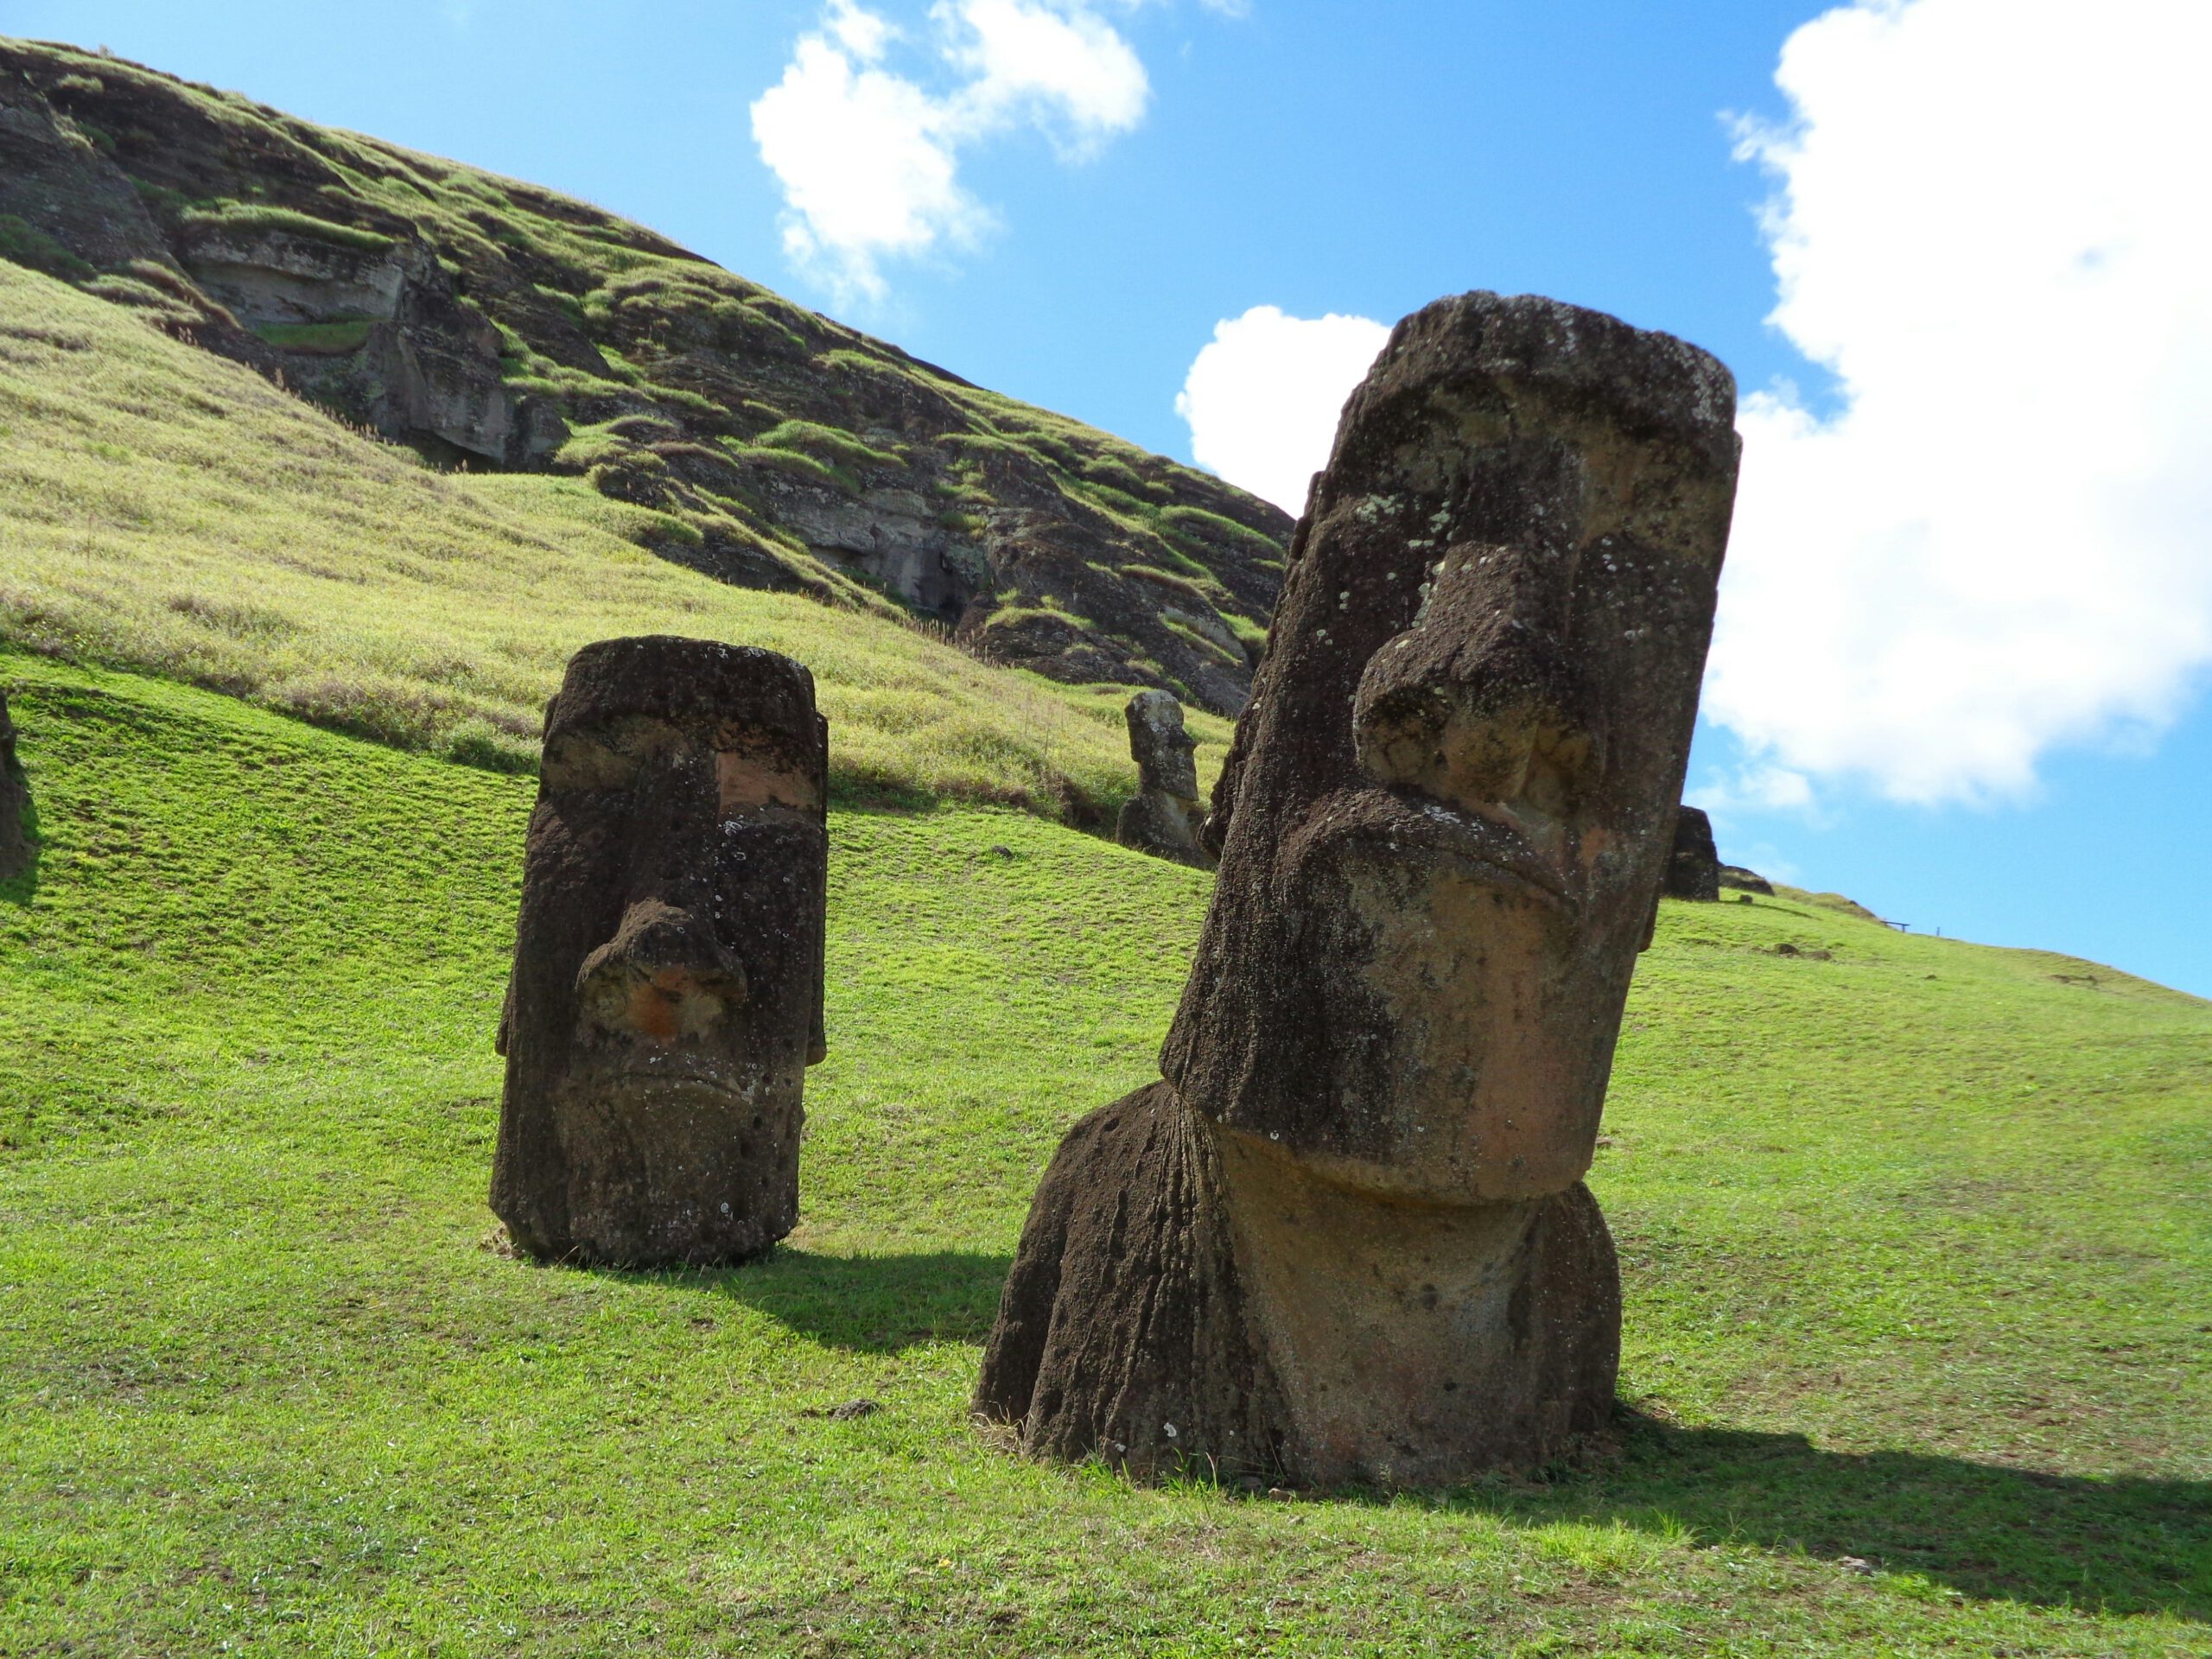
[1439,1409,2212,1620]
[585,1248,1014,1354]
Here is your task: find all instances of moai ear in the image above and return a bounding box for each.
[495,969,515,1058]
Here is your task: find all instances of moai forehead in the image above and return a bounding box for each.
[1163,293,1738,1185]
[541,637,827,802]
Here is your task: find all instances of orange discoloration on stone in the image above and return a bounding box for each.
[717,752,819,817]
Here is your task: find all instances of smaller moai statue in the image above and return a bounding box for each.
[1114,690,1213,870]
[1664,805,1721,901]
[491,636,830,1266]
[0,690,29,882]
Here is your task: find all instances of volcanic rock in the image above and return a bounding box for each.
[0,690,29,881]
[1666,805,1721,901]
[976,292,1740,1485]
[491,636,830,1265]
[1114,690,1212,869]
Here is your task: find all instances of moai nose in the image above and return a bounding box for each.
[575,899,747,1042]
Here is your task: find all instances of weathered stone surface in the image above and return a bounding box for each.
[1719,864,1774,895]
[178,225,558,466]
[978,292,1739,1484]
[491,636,829,1266]
[1114,690,1212,869]
[0,690,29,881]
[1666,805,1722,901]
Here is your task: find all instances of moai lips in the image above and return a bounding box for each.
[1114,690,1213,870]
[491,637,829,1266]
[976,293,1739,1485]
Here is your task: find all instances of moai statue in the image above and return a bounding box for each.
[1665,805,1721,901]
[0,690,28,881]
[491,637,830,1266]
[1114,690,1214,870]
[976,294,1738,1485]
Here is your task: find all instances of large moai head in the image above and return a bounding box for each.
[0,690,28,882]
[491,637,830,1266]
[1163,293,1738,1204]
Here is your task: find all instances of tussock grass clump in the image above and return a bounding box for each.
[177,202,396,252]
[0,263,1223,815]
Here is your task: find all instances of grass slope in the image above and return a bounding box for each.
[3,654,2209,1656]
[0,38,1289,712]
[0,259,1230,814]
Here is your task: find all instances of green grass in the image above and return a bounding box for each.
[177,202,397,252]
[251,319,377,354]
[0,260,1232,816]
[2,652,2207,1656]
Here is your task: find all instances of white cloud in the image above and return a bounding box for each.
[1174,305,1389,514]
[943,0,1148,149]
[1709,0,2212,805]
[749,0,1154,301]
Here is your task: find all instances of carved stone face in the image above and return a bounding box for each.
[1127,689,1200,802]
[491,637,829,1265]
[1163,296,1738,1203]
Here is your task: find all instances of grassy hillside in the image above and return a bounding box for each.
[0,259,1230,815]
[0,38,1290,714]
[3,653,2208,1656]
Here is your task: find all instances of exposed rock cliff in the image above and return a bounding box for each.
[0,40,1289,714]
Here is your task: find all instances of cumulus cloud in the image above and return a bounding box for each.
[749,0,1154,300]
[1708,0,2212,805]
[1175,305,1390,515]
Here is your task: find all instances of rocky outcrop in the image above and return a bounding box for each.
[178,223,563,466]
[491,637,829,1266]
[0,41,1290,715]
[0,690,29,881]
[976,292,1740,1486]
[1719,864,1774,895]
[1114,690,1211,869]
[1666,805,1721,901]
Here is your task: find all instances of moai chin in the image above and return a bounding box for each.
[0,690,28,882]
[1114,690,1214,870]
[976,293,1739,1485]
[491,636,830,1266]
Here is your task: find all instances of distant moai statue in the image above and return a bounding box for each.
[1114,690,1213,870]
[0,690,29,881]
[491,637,830,1266]
[975,293,1739,1485]
[1665,805,1721,901]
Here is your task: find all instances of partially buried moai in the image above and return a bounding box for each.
[1114,690,1213,870]
[976,293,1739,1485]
[492,637,830,1266]
[1665,804,1722,901]
[0,690,29,882]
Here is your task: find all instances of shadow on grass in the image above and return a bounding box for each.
[586,1248,1014,1354]
[1465,1409,2212,1620]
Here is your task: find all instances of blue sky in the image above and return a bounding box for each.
[10,0,2210,995]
